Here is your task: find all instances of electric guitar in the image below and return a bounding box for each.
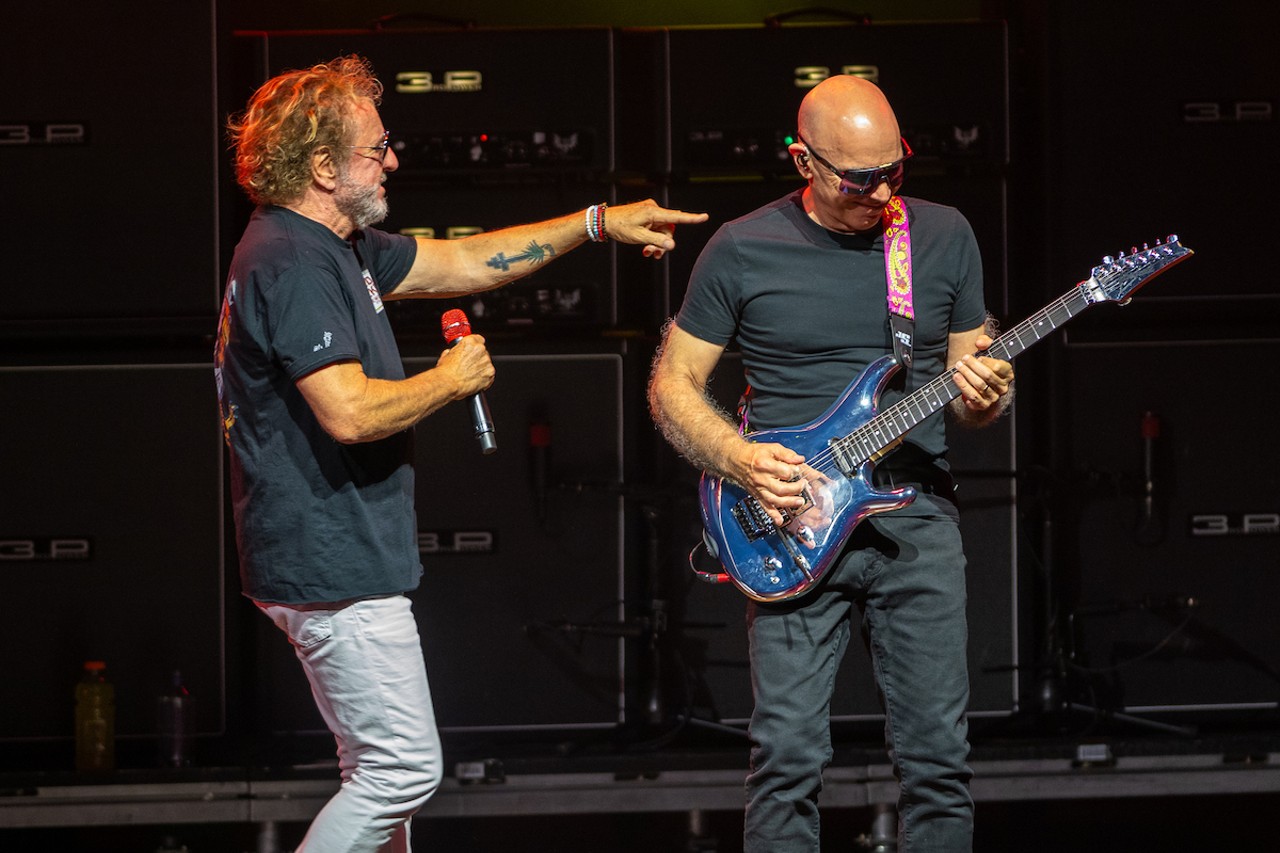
[697,236,1193,602]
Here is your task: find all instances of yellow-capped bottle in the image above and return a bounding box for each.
[75,660,115,772]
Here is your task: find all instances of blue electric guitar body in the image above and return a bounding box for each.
[697,238,1194,602]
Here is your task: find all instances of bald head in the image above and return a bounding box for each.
[797,75,901,167]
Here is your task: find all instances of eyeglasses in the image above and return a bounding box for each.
[797,135,912,195]
[350,130,392,163]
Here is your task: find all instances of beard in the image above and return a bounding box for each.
[333,167,389,231]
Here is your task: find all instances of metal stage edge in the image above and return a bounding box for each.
[5,752,1280,830]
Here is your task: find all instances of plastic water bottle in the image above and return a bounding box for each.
[75,660,115,772]
[157,669,192,767]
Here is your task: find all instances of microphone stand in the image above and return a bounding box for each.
[1028,463,1198,738]
[525,476,747,749]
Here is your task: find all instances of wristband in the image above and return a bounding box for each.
[586,203,609,242]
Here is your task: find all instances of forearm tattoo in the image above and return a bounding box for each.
[485,240,556,272]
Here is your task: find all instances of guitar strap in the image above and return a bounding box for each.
[735,196,915,436]
[883,195,915,369]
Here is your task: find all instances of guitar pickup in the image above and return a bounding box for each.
[830,438,860,478]
[781,487,815,527]
[731,488,815,542]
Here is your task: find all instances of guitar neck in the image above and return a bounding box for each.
[984,285,1095,364]
[843,285,1095,461]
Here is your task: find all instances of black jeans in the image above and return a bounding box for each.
[744,513,974,852]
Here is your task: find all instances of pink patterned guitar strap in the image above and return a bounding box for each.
[882,195,915,368]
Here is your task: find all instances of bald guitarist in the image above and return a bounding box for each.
[649,75,1012,853]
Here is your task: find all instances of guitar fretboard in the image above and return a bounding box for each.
[833,286,1095,465]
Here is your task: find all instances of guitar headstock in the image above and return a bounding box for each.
[1086,236,1194,305]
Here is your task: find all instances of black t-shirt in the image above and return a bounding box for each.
[215,206,419,604]
[676,191,987,502]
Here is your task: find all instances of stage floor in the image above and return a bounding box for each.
[4,718,1280,851]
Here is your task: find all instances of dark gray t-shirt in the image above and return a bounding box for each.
[676,191,987,501]
[216,206,420,604]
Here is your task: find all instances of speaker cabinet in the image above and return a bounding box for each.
[0,3,220,326]
[1046,1,1280,316]
[1063,338,1280,713]
[237,28,614,177]
[254,350,626,733]
[0,364,224,742]
[622,23,1007,176]
[669,355,1019,724]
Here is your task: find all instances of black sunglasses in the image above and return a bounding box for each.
[798,135,912,195]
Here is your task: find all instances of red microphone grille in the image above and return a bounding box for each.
[441,308,471,343]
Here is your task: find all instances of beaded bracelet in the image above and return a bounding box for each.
[586,203,609,242]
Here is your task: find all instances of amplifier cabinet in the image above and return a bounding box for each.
[1062,338,1280,714]
[1,3,220,325]
[0,363,225,743]
[237,28,615,178]
[1045,1,1280,314]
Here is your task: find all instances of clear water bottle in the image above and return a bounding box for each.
[157,669,192,767]
[75,660,115,772]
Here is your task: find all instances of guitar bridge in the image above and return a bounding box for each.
[732,497,774,542]
[731,489,815,542]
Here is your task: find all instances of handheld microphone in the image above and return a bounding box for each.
[440,309,497,454]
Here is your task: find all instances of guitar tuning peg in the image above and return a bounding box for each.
[1102,255,1115,265]
[1142,242,1150,251]
[1167,234,1178,244]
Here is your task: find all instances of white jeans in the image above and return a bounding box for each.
[258,594,443,852]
